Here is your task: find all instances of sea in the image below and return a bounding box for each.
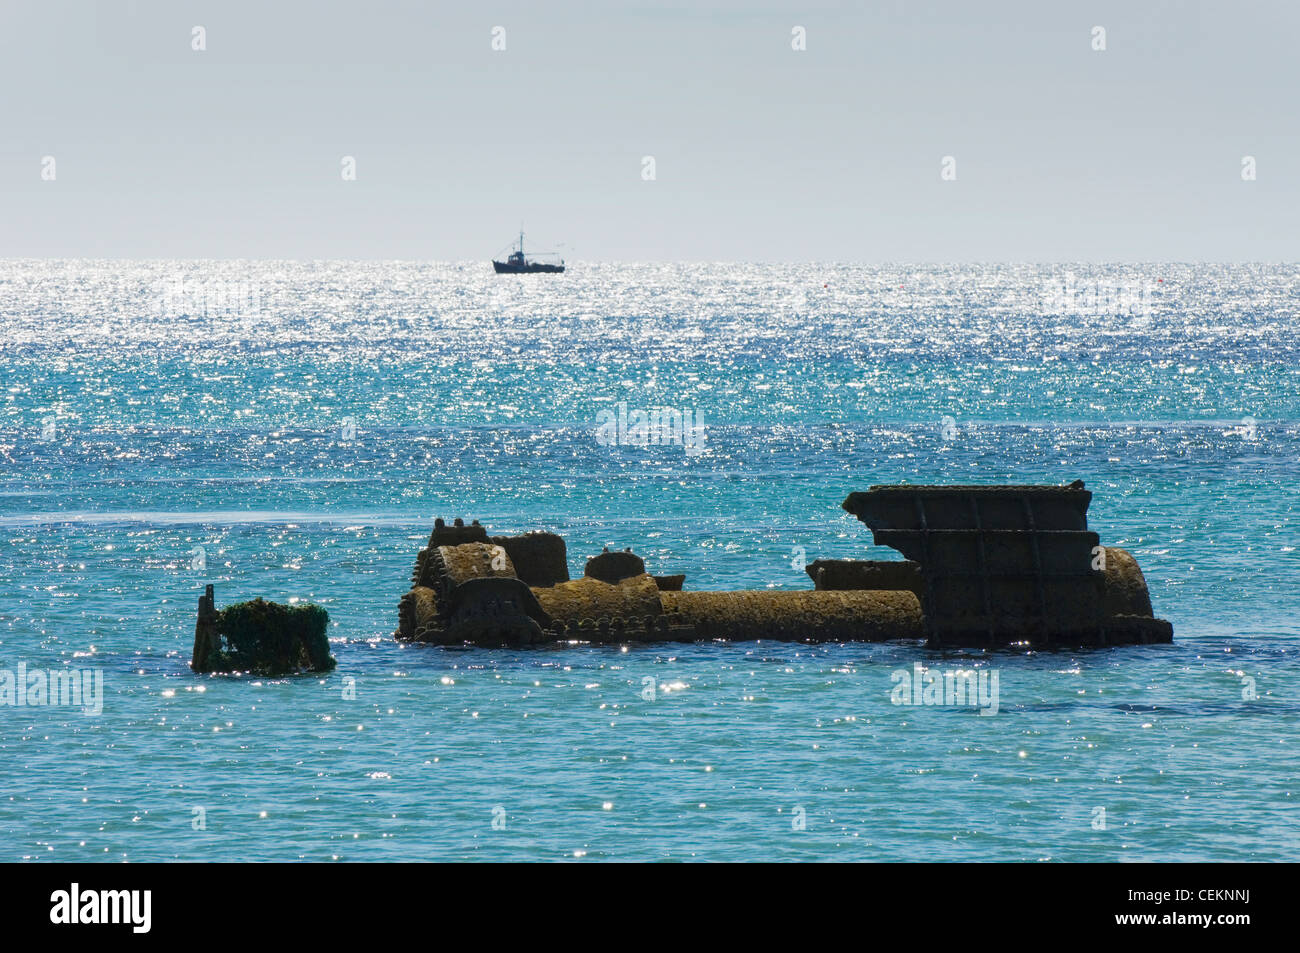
[1,261,1296,861]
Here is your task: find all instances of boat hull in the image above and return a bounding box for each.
[493,260,564,274]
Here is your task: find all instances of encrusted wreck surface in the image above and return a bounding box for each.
[394,483,1173,649]
[841,482,1172,647]
[660,590,921,642]
[584,549,647,584]
[533,573,664,623]
[806,558,923,596]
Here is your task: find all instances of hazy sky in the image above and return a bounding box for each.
[2,0,1296,261]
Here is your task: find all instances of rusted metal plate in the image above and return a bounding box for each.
[842,482,1137,646]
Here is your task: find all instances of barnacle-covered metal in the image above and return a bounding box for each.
[393,484,1172,649]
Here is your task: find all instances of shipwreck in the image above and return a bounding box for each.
[394,482,1173,649]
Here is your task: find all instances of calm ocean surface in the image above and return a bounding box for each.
[1,261,1297,861]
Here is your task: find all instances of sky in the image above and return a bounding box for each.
[1,0,1297,261]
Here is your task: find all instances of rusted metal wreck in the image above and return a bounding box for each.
[395,482,1172,649]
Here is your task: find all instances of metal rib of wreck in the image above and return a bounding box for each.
[393,483,1172,649]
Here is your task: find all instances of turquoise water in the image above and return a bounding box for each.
[1,261,1297,861]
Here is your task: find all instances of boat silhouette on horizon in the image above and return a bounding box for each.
[492,230,565,274]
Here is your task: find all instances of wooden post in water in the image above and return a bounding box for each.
[191,584,217,672]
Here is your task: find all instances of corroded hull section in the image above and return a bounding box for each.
[841,482,1172,647]
[394,483,1173,649]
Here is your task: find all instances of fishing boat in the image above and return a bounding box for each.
[492,230,565,274]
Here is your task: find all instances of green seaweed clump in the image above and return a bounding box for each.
[198,598,335,676]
